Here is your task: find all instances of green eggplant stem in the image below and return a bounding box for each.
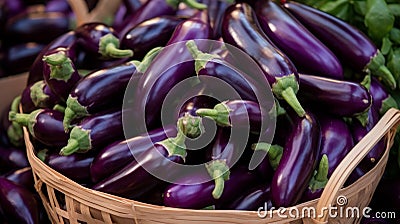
[205,160,230,200]
[196,103,230,127]
[268,145,283,170]
[8,111,31,127]
[11,95,21,113]
[59,139,80,156]
[186,40,220,74]
[59,126,91,156]
[309,154,329,192]
[99,33,133,59]
[281,87,306,117]
[42,52,68,66]
[177,114,204,139]
[43,51,75,82]
[136,47,163,73]
[212,170,225,200]
[183,0,207,9]
[64,96,89,131]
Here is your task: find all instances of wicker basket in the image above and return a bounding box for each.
[24,108,400,224]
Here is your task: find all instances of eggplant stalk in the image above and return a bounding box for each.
[309,154,329,192]
[99,33,134,58]
[42,52,74,82]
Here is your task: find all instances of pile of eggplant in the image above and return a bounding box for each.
[2,0,400,220]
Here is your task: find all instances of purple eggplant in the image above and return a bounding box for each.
[298,73,372,117]
[20,80,61,114]
[2,96,24,148]
[62,60,138,129]
[252,144,283,181]
[9,108,69,148]
[178,95,219,118]
[122,0,144,15]
[2,167,34,191]
[90,125,177,183]
[199,0,233,39]
[37,149,94,183]
[255,1,343,79]
[118,0,206,38]
[351,107,385,172]
[75,22,133,59]
[220,184,272,210]
[0,177,39,224]
[2,42,46,75]
[221,3,305,117]
[60,109,124,156]
[163,166,259,209]
[42,47,81,102]
[282,1,396,89]
[271,110,321,207]
[120,16,185,59]
[27,30,78,85]
[45,0,71,14]
[92,132,187,199]
[370,77,398,115]
[4,10,70,45]
[0,146,28,174]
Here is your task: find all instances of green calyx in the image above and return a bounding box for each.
[36,149,48,162]
[7,124,24,147]
[8,109,43,138]
[380,95,398,115]
[43,51,75,82]
[272,75,305,117]
[355,110,370,127]
[53,104,66,113]
[157,132,187,161]
[309,154,329,192]
[186,40,220,75]
[99,33,133,59]
[59,126,91,156]
[205,160,230,199]
[166,0,207,10]
[177,113,204,139]
[360,73,371,90]
[367,50,396,89]
[251,142,271,152]
[63,96,89,131]
[136,47,163,73]
[268,145,283,170]
[30,81,49,108]
[196,102,231,127]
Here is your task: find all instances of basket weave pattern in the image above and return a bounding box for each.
[24,109,400,224]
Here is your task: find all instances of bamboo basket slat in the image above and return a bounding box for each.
[25,108,400,224]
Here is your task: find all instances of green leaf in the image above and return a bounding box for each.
[353,1,367,16]
[365,0,395,42]
[381,37,393,55]
[387,49,400,88]
[388,4,400,17]
[390,28,400,45]
[320,0,351,21]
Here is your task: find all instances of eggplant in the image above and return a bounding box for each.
[282,1,396,89]
[298,73,372,117]
[370,77,398,115]
[0,146,28,174]
[2,96,24,148]
[255,1,343,79]
[42,47,82,102]
[75,22,133,59]
[121,16,185,59]
[122,0,143,15]
[351,107,385,172]
[199,0,233,39]
[27,30,78,85]
[9,108,69,148]
[221,3,305,117]
[2,167,34,191]
[62,60,138,129]
[0,177,39,224]
[271,110,321,207]
[38,149,94,183]
[163,166,259,209]
[4,10,70,45]
[90,125,177,183]
[252,144,283,181]
[131,20,212,133]
[45,0,71,14]
[178,95,219,117]
[92,132,187,199]
[2,42,46,75]
[220,184,272,210]
[20,80,61,114]
[60,109,124,156]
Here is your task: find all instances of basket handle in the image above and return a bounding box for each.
[67,0,122,26]
[311,108,400,223]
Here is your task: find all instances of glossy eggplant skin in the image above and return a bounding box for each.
[178,95,219,117]
[122,0,143,15]
[298,73,372,117]
[351,107,385,172]
[220,184,272,210]
[0,146,29,174]
[63,61,137,128]
[2,42,46,75]
[199,0,233,39]
[121,16,184,59]
[90,125,177,183]
[21,82,39,114]
[271,110,321,207]
[2,167,34,191]
[318,114,354,177]
[163,166,259,209]
[27,31,78,85]
[10,109,69,148]
[41,150,94,183]
[255,1,343,79]
[118,0,176,39]
[282,1,395,89]
[92,143,184,199]
[370,77,397,114]
[20,80,62,114]
[4,11,70,45]
[0,177,39,224]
